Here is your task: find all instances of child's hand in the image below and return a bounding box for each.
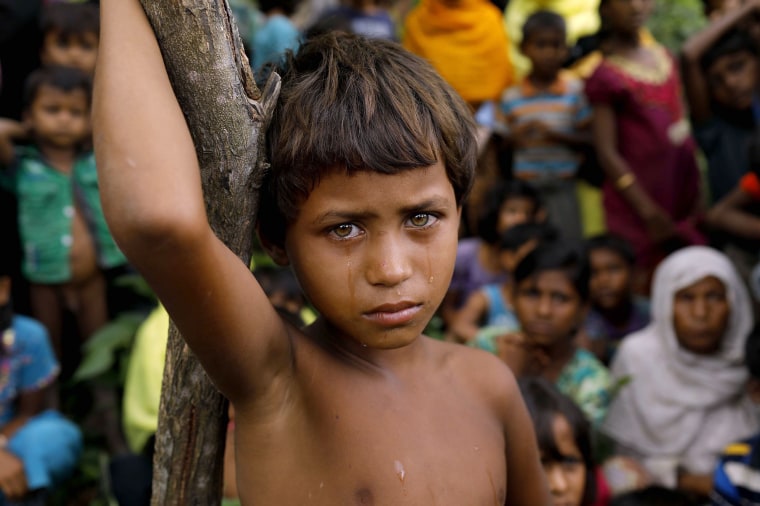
[642,206,677,245]
[0,119,27,141]
[0,449,28,500]
[512,120,550,148]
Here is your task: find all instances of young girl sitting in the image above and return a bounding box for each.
[510,240,611,426]
[602,246,759,497]
[519,376,603,506]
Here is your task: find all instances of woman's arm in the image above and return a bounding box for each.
[706,185,760,239]
[591,104,676,243]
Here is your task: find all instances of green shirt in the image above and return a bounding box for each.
[556,347,611,426]
[1,146,126,283]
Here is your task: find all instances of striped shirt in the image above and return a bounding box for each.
[500,71,590,179]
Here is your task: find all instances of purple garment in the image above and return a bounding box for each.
[585,45,706,271]
[449,238,507,309]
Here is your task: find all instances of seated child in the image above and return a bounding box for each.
[602,246,759,497]
[442,179,543,327]
[509,239,612,426]
[94,2,552,503]
[447,221,557,348]
[39,2,100,76]
[0,266,82,504]
[581,234,650,365]
[519,376,605,506]
[710,322,760,506]
[0,66,126,359]
[499,10,591,242]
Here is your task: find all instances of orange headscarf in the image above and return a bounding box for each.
[403,0,514,106]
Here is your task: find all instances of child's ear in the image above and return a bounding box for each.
[256,225,289,266]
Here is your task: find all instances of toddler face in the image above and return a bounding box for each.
[521,29,568,79]
[672,275,730,355]
[497,197,537,234]
[25,84,90,150]
[589,248,632,311]
[707,50,759,111]
[41,30,99,75]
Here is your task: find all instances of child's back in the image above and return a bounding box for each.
[94,1,551,503]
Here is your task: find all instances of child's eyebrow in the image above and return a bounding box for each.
[311,197,453,225]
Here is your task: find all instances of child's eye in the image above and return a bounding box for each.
[329,223,361,240]
[406,213,437,228]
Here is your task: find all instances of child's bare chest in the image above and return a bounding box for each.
[235,371,508,505]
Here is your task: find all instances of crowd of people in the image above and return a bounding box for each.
[1,0,760,504]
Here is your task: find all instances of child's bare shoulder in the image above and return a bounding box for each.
[426,337,521,407]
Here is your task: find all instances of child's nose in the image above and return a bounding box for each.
[547,465,568,494]
[365,233,413,287]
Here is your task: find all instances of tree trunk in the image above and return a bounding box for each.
[135,1,280,503]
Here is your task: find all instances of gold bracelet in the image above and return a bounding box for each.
[615,172,636,191]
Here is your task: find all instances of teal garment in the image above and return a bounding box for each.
[556,348,611,426]
[1,146,126,283]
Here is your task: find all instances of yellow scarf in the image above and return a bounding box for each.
[403,0,513,105]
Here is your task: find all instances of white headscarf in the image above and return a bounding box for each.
[602,246,759,480]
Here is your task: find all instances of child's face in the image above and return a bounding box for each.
[513,270,585,351]
[497,197,536,234]
[41,30,99,75]
[707,50,759,110]
[601,0,654,36]
[282,161,460,350]
[589,248,632,311]
[25,84,90,150]
[521,29,568,79]
[543,415,586,506]
[672,275,730,355]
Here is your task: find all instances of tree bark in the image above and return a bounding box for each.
[135,1,280,503]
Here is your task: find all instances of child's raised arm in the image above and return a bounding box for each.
[93,0,291,405]
[681,0,760,125]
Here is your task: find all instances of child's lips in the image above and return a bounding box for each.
[363,302,422,326]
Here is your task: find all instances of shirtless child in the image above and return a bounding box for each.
[94,0,551,504]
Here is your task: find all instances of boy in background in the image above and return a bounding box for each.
[39,2,100,76]
[499,9,591,242]
[94,0,552,502]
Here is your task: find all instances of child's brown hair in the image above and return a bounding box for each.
[259,32,477,246]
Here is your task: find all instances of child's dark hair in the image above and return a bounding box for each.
[745,323,760,380]
[40,2,100,39]
[513,239,591,301]
[700,29,758,73]
[499,221,557,253]
[258,0,299,17]
[609,485,699,506]
[749,130,760,178]
[584,233,635,266]
[476,180,542,244]
[522,10,567,44]
[22,65,93,110]
[518,377,596,506]
[259,32,477,247]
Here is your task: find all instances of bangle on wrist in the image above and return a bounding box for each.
[615,172,636,191]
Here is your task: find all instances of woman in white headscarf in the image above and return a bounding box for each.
[602,246,759,496]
